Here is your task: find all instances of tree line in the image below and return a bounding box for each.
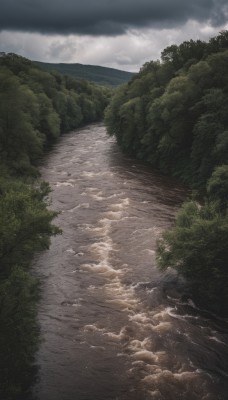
[0,53,111,399]
[0,53,111,176]
[105,31,228,315]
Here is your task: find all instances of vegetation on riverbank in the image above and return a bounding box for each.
[0,53,111,176]
[105,31,228,315]
[0,53,110,399]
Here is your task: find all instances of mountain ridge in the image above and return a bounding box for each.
[33,60,134,86]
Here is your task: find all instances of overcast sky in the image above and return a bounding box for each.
[1,0,228,71]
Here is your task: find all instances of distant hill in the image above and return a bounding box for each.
[33,61,134,86]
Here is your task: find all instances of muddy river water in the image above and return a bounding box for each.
[33,123,228,400]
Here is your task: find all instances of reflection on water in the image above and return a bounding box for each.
[33,123,228,400]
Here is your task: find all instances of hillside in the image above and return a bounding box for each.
[33,61,134,86]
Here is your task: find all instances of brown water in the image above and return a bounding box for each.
[33,123,228,400]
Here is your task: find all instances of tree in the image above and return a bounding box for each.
[207,165,228,213]
[104,84,127,139]
[37,92,60,143]
[191,88,228,186]
[0,179,60,275]
[156,201,228,315]
[0,69,43,175]
[0,268,39,399]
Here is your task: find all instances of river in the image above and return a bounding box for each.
[33,123,228,400]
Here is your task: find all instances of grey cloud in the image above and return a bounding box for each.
[0,0,228,35]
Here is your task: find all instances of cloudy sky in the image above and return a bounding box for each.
[1,0,228,71]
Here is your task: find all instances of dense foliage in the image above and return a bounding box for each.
[105,32,228,314]
[0,53,110,398]
[157,167,228,315]
[0,53,111,176]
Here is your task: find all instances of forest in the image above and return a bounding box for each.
[105,31,228,315]
[0,53,110,399]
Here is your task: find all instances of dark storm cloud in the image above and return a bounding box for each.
[1,0,228,35]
